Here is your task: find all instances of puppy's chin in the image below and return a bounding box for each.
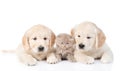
[32,48,48,54]
[76,46,91,52]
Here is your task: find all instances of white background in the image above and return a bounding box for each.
[0,0,120,71]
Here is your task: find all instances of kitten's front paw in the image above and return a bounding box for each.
[68,59,76,62]
[67,56,76,62]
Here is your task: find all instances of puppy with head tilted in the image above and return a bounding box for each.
[55,33,76,62]
[71,21,113,64]
[16,24,59,66]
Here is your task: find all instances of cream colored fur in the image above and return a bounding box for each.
[16,24,59,66]
[71,21,113,64]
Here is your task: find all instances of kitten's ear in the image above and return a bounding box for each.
[57,35,62,38]
[70,36,75,43]
[70,36,74,39]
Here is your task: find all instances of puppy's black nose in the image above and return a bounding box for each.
[38,46,44,51]
[79,43,85,49]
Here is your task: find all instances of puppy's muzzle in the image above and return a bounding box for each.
[79,43,85,49]
[38,46,44,52]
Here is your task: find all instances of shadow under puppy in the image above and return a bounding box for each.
[55,33,76,62]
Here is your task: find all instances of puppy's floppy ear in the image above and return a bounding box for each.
[22,34,30,50]
[71,28,75,36]
[50,31,56,48]
[95,28,106,48]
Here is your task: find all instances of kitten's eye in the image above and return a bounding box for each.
[33,37,37,40]
[66,42,69,44]
[43,37,47,40]
[87,36,91,39]
[78,35,80,37]
[61,42,63,44]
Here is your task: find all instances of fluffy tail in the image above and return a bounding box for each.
[0,50,16,53]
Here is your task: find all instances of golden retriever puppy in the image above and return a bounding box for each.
[71,21,113,64]
[16,24,59,66]
[55,33,76,62]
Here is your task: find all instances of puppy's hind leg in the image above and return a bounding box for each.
[101,50,113,63]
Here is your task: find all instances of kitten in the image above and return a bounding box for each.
[55,33,76,62]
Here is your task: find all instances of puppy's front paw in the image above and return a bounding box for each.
[24,57,37,66]
[74,54,94,64]
[84,57,94,64]
[47,53,59,64]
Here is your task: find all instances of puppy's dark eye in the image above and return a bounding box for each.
[78,35,80,37]
[87,36,91,39]
[43,37,47,40]
[33,37,37,40]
